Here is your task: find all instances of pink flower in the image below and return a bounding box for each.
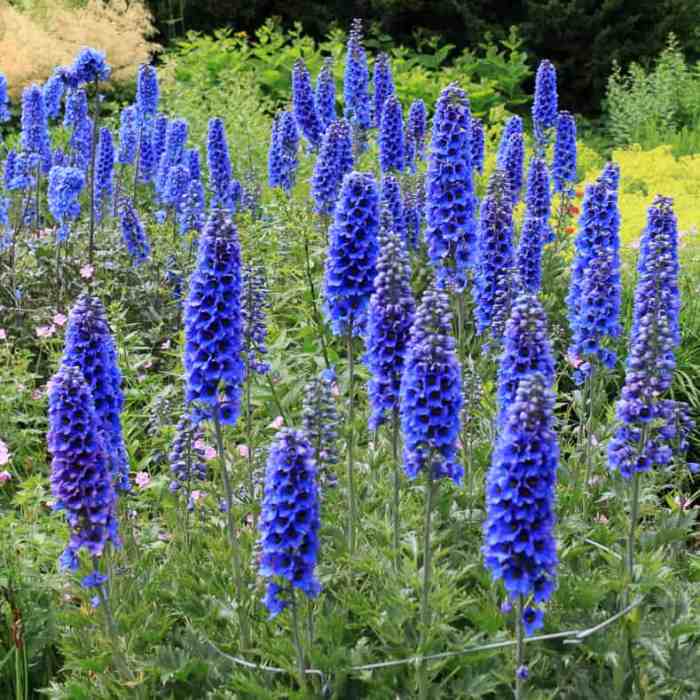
[135,471,151,488]
[0,471,11,484]
[331,383,340,397]
[203,446,217,461]
[191,490,205,503]
[237,444,250,458]
[143,359,153,369]
[31,388,44,401]
[0,329,6,340]
[629,238,641,250]
[80,264,94,279]
[0,439,9,465]
[52,312,68,327]
[194,438,206,450]
[268,415,284,430]
[36,324,56,338]
[566,351,584,369]
[594,513,609,525]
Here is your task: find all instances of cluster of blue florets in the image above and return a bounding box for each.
[532,59,558,149]
[268,110,300,193]
[552,111,577,193]
[381,175,408,245]
[373,52,395,128]
[524,156,553,243]
[292,59,323,149]
[378,96,405,173]
[315,57,336,132]
[497,117,524,204]
[343,19,371,133]
[47,166,85,241]
[118,196,151,265]
[404,177,425,250]
[311,119,354,215]
[470,117,485,175]
[21,84,51,173]
[241,262,270,376]
[93,127,114,222]
[117,105,138,165]
[405,99,427,170]
[516,216,545,295]
[169,414,208,494]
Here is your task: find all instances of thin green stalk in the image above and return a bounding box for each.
[582,367,597,507]
[346,326,357,554]
[391,408,401,570]
[290,589,308,692]
[244,364,256,530]
[303,232,331,369]
[626,471,641,590]
[515,596,525,700]
[418,468,436,700]
[213,404,251,649]
[88,77,101,268]
[265,373,289,425]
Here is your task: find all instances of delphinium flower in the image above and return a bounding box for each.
[524,156,554,243]
[184,209,244,425]
[241,263,270,377]
[310,118,353,215]
[473,170,515,337]
[258,428,321,618]
[117,106,138,165]
[378,95,405,174]
[62,294,130,491]
[169,413,207,494]
[69,116,93,174]
[373,52,395,128]
[470,117,485,175]
[48,364,120,580]
[292,58,322,149]
[0,74,10,122]
[93,127,115,223]
[4,150,32,191]
[404,177,425,251]
[496,292,555,427]
[496,116,523,167]
[140,113,167,184]
[483,373,558,635]
[64,88,88,128]
[207,116,241,211]
[240,170,262,218]
[532,59,558,152]
[21,85,51,174]
[323,171,380,336]
[400,284,463,483]
[315,57,336,133]
[366,230,415,432]
[268,110,299,193]
[48,166,85,241]
[156,118,188,199]
[43,72,66,120]
[381,175,408,245]
[187,148,201,181]
[71,48,111,85]
[136,64,159,124]
[165,255,183,304]
[180,176,206,235]
[552,111,576,193]
[343,19,371,137]
[302,368,340,487]
[118,196,150,265]
[516,216,546,294]
[405,99,427,171]
[163,163,191,227]
[424,84,476,290]
[501,131,524,205]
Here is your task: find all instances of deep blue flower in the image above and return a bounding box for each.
[516,665,530,681]
[524,156,553,243]
[48,364,120,570]
[378,95,405,173]
[163,163,191,221]
[5,150,32,191]
[484,374,558,621]
[63,88,88,128]
[381,175,408,245]
[496,116,523,167]
[241,263,270,376]
[470,117,485,175]
[0,74,10,122]
[424,84,477,290]
[48,166,85,241]
[156,118,188,198]
[20,84,51,173]
[118,197,150,265]
[180,178,206,234]
[151,114,168,167]
[71,48,111,84]
[268,110,299,193]
[169,414,207,494]
[259,428,321,617]
[117,105,138,165]
[405,99,427,171]
[473,170,515,337]
[310,119,353,215]
[552,111,577,193]
[404,176,425,251]
[400,284,463,483]
[62,294,130,491]
[532,59,558,148]
[187,148,201,181]
[136,64,159,124]
[69,116,93,173]
[516,216,545,294]
[501,132,524,205]
[93,127,115,222]
[292,58,322,148]
[184,210,245,425]
[315,57,336,133]
[608,196,683,478]
[137,120,158,183]
[497,292,555,427]
[522,606,545,636]
[373,52,395,128]
[207,116,238,210]
[365,230,415,431]
[43,72,65,120]
[343,19,371,132]
[323,171,380,336]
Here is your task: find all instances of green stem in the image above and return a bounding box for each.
[213,404,251,649]
[304,232,331,369]
[582,367,596,506]
[266,373,289,425]
[245,366,256,530]
[290,589,307,691]
[391,408,401,570]
[515,595,525,700]
[626,471,641,590]
[418,468,436,700]
[88,77,101,269]
[346,326,357,554]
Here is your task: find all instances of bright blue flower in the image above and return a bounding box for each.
[522,606,546,637]
[0,74,10,122]
[69,116,92,173]
[424,84,477,290]
[315,57,336,132]
[343,19,371,132]
[292,58,322,148]
[311,118,353,215]
[63,88,88,128]
[48,166,85,241]
[400,284,463,483]
[151,113,168,165]
[268,110,299,193]
[501,132,524,205]
[496,116,523,167]
[516,216,545,294]
[473,170,515,337]
[136,64,159,124]
[4,150,32,191]
[532,59,558,148]
[484,374,558,615]
[241,262,270,376]
[93,127,115,222]
[323,171,380,336]
[524,156,553,243]
[405,99,427,171]
[302,369,340,487]
[373,52,395,128]
[207,116,236,209]
[20,84,51,173]
[378,95,405,174]
[187,148,201,181]
[470,117,485,175]
[48,365,120,570]
[71,48,111,84]
[62,294,130,491]
[156,118,188,198]
[552,111,577,193]
[381,174,408,245]
[117,105,138,165]
[137,119,159,183]
[163,163,190,216]
[497,292,555,427]
[404,177,425,251]
[184,210,245,425]
[43,72,65,120]
[365,231,415,431]
[118,197,150,265]
[259,428,321,617]
[169,414,207,494]
[179,179,206,234]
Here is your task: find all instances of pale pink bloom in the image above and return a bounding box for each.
[629,238,640,250]
[134,471,151,488]
[0,329,6,340]
[566,351,584,369]
[0,446,9,466]
[143,359,153,369]
[80,264,94,279]
[203,446,217,461]
[269,415,284,430]
[456,438,464,450]
[194,438,206,450]
[237,444,250,458]
[191,489,205,503]
[45,499,55,508]
[674,496,691,512]
[31,388,43,401]
[52,312,68,327]
[36,324,56,338]
[594,513,609,525]
[331,383,340,397]
[0,471,11,484]
[158,531,172,542]
[39,228,53,238]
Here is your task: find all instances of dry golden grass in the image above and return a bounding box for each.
[0,0,159,96]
